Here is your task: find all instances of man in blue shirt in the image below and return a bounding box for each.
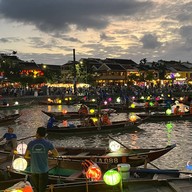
[47,116,56,129]
[25,127,59,192]
[0,127,17,151]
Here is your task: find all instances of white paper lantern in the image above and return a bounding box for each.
[12,157,27,171]
[109,141,120,152]
[17,143,27,155]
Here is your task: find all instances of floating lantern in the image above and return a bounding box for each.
[104,101,108,105]
[149,102,154,106]
[86,165,102,181]
[91,117,98,123]
[129,113,137,122]
[48,98,53,102]
[108,98,112,102]
[130,103,135,108]
[14,101,19,105]
[103,169,121,186]
[17,143,27,155]
[62,109,68,114]
[90,109,95,114]
[116,97,121,103]
[166,109,172,115]
[109,141,120,152]
[186,161,192,170]
[147,96,151,100]
[12,157,28,171]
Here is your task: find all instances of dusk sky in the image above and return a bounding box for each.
[0,0,192,65]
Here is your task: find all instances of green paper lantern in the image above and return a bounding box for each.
[166,109,172,115]
[149,102,154,106]
[103,170,121,186]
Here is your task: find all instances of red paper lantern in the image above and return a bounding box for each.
[86,165,102,181]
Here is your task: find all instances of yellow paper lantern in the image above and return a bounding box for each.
[90,109,95,114]
[129,113,137,122]
[130,103,135,108]
[12,157,28,171]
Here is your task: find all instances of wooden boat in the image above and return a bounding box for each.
[47,144,176,171]
[84,102,167,113]
[0,100,34,110]
[0,143,176,172]
[42,109,116,120]
[0,113,20,125]
[44,177,192,192]
[1,166,187,191]
[137,112,192,122]
[46,119,145,135]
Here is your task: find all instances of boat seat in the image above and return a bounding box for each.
[65,171,83,181]
[75,152,90,156]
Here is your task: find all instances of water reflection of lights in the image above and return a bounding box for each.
[129,134,139,149]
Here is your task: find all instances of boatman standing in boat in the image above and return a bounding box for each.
[78,103,89,126]
[24,127,59,192]
[0,127,17,152]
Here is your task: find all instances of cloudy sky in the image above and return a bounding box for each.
[0,0,192,65]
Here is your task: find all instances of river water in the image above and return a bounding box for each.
[0,104,191,172]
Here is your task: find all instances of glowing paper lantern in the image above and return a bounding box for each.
[166,109,172,115]
[104,101,108,105]
[69,97,72,100]
[12,157,28,171]
[92,99,96,102]
[186,161,192,170]
[58,99,62,104]
[147,96,151,100]
[149,102,154,106]
[116,97,121,103]
[130,103,135,108]
[62,109,68,114]
[90,109,95,114]
[48,98,53,102]
[140,96,145,100]
[108,98,112,102]
[23,185,33,192]
[91,118,98,123]
[64,98,68,101]
[17,143,27,155]
[103,170,121,186]
[86,165,102,181]
[129,113,137,122]
[109,141,120,152]
[14,101,19,105]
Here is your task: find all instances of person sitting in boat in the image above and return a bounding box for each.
[78,104,89,116]
[47,115,56,129]
[0,127,17,152]
[101,113,111,125]
[87,117,96,126]
[174,106,182,115]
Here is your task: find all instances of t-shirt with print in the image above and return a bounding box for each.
[27,139,54,173]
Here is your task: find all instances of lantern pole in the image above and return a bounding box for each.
[73,49,77,96]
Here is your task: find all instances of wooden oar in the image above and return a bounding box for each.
[17,135,36,141]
